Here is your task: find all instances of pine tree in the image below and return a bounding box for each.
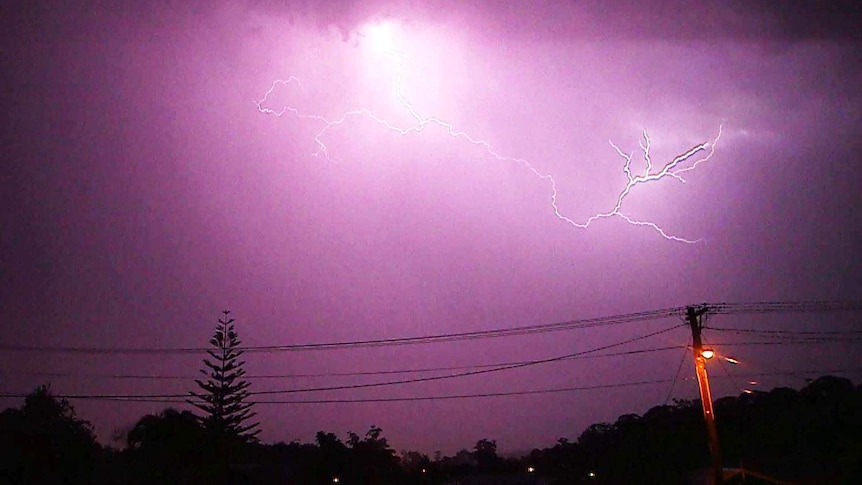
[188,310,260,443]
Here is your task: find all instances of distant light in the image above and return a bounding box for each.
[701,348,715,360]
[527,467,535,473]
[724,356,739,364]
[421,469,426,474]
[588,471,597,478]
[749,380,758,385]
[743,389,753,394]
[332,478,340,483]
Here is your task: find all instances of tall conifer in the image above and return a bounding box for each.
[188,310,259,442]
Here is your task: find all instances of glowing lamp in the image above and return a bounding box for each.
[527,467,535,473]
[332,478,340,483]
[724,356,739,364]
[700,348,715,360]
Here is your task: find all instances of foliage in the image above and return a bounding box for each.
[526,376,862,484]
[118,408,213,484]
[474,438,499,471]
[188,310,260,444]
[346,425,404,484]
[1,376,860,484]
[0,386,100,485]
[401,449,432,473]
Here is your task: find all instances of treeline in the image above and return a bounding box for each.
[527,375,862,484]
[1,376,860,485]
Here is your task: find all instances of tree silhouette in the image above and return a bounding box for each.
[121,408,211,484]
[187,310,259,444]
[127,408,206,455]
[315,431,349,482]
[519,376,862,484]
[474,438,499,472]
[347,426,402,485]
[0,385,100,485]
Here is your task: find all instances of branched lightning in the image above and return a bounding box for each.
[255,46,722,243]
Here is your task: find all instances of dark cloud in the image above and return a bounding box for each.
[4,0,860,47]
[240,0,862,42]
[746,0,862,41]
[578,0,862,41]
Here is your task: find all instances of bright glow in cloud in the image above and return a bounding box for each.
[365,21,397,53]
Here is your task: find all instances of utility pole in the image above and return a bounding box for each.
[686,305,722,485]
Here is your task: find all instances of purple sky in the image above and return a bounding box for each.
[2,1,861,454]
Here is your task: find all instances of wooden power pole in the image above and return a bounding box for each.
[686,305,722,485]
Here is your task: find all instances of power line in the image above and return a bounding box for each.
[1,338,855,399]
[12,338,851,384]
[5,369,859,405]
[679,368,862,390]
[2,324,687,400]
[705,338,862,346]
[664,343,690,405]
[249,379,676,404]
[0,301,857,355]
[7,337,858,383]
[1,379,675,404]
[247,324,684,397]
[6,345,687,381]
[706,327,862,337]
[1,301,858,407]
[0,306,686,355]
[708,300,862,315]
[715,368,862,379]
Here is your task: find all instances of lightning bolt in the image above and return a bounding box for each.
[255,48,722,244]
